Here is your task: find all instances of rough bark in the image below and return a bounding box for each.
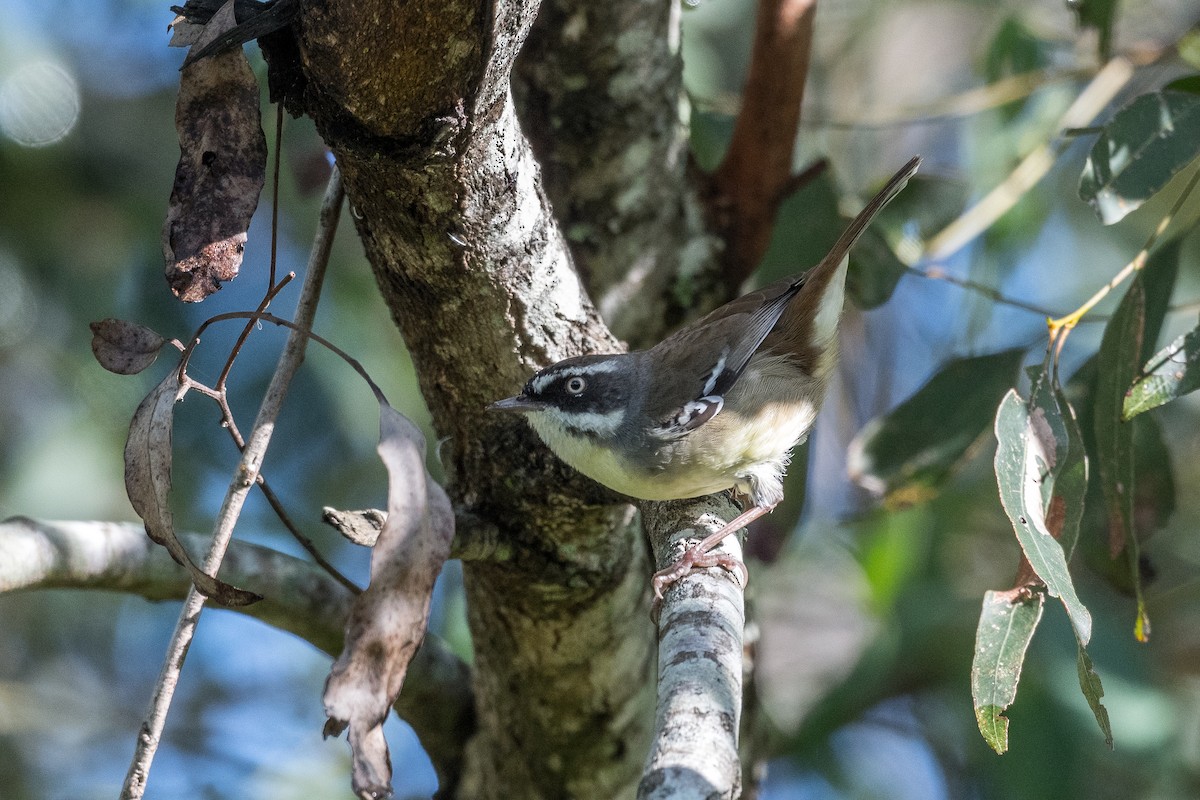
[515,0,717,345]
[281,2,663,796]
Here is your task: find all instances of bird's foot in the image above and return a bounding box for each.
[651,545,748,605]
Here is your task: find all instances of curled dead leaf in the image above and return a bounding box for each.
[124,371,262,606]
[323,403,454,799]
[163,0,266,302]
[322,507,386,547]
[90,319,168,375]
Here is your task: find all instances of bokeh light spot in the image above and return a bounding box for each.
[0,60,81,147]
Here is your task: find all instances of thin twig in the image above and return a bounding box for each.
[910,265,1070,318]
[924,56,1136,263]
[214,272,294,391]
[809,66,1097,130]
[120,167,345,800]
[215,392,362,595]
[1048,166,1200,341]
[696,65,1097,129]
[198,311,387,404]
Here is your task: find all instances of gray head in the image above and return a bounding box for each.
[490,353,638,440]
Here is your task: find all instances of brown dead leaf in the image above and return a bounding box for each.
[163,0,266,302]
[323,403,454,799]
[124,371,261,606]
[90,319,167,375]
[322,507,386,547]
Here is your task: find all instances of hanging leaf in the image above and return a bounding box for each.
[163,0,267,302]
[849,349,1024,507]
[89,319,167,375]
[1077,642,1115,748]
[1026,367,1089,559]
[1070,356,1174,602]
[1124,324,1200,418]
[972,590,1045,754]
[124,371,261,606]
[323,402,454,800]
[1095,271,1150,640]
[1079,91,1200,225]
[994,390,1093,643]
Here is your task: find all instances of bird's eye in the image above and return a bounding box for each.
[565,376,586,394]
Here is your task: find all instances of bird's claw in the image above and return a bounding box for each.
[650,546,748,618]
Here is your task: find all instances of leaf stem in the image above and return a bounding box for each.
[1048,166,1200,341]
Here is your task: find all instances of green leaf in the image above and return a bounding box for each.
[1071,355,1175,600]
[1139,240,1181,363]
[1095,271,1150,640]
[972,590,1045,754]
[1164,75,1200,96]
[846,226,906,309]
[1070,0,1118,61]
[1079,91,1200,225]
[1178,33,1200,71]
[1026,365,1089,559]
[984,16,1049,82]
[849,349,1025,507]
[994,389,1093,643]
[758,168,843,281]
[1124,324,1200,418]
[1076,643,1114,748]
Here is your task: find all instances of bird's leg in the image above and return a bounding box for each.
[651,503,774,602]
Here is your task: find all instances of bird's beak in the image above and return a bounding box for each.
[488,395,544,413]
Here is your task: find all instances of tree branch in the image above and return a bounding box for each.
[639,498,746,800]
[709,0,817,290]
[281,3,659,796]
[0,517,474,786]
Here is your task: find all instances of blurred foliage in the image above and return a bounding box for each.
[3,1,1200,799]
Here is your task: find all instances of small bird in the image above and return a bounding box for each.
[491,157,920,600]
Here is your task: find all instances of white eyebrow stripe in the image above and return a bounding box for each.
[530,360,622,394]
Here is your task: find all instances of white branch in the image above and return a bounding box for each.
[639,498,746,799]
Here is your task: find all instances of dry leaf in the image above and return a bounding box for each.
[163,0,266,302]
[322,507,386,547]
[124,371,262,606]
[90,318,167,375]
[323,403,454,799]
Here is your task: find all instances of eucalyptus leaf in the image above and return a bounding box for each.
[994,389,1092,643]
[1077,643,1114,748]
[1079,91,1200,225]
[1026,366,1089,559]
[1095,271,1150,639]
[124,371,261,606]
[971,590,1045,754]
[324,401,454,800]
[849,349,1024,506]
[90,318,167,375]
[1124,324,1200,419]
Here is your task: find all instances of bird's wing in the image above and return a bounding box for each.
[643,290,801,438]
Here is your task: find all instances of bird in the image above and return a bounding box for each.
[490,156,921,601]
